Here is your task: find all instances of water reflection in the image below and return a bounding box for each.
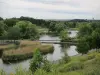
[68,30,78,38]
[45,43,78,61]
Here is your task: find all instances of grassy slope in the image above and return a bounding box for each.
[34,51,100,75]
[1,50,100,75]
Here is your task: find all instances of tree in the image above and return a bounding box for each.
[0,17,3,21]
[77,37,90,54]
[26,23,39,39]
[19,16,47,27]
[30,48,43,72]
[7,27,21,40]
[92,28,100,49]
[15,21,31,38]
[60,30,68,41]
[78,23,92,38]
[4,18,18,27]
[15,21,39,39]
[49,22,56,32]
[0,21,7,36]
[55,23,65,33]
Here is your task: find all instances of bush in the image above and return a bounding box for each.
[29,48,43,72]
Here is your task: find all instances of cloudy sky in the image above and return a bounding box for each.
[0,0,100,19]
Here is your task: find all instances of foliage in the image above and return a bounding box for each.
[1,51,100,75]
[15,21,39,39]
[26,23,39,39]
[59,30,68,41]
[29,48,43,72]
[78,23,92,38]
[0,17,3,21]
[77,22,100,54]
[7,26,21,40]
[41,59,52,72]
[19,16,49,27]
[77,37,90,54]
[92,28,100,49]
[14,67,32,75]
[0,21,7,36]
[4,18,18,27]
[48,22,66,34]
[58,61,83,72]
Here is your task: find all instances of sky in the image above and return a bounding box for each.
[0,0,100,19]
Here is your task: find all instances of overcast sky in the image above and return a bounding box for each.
[0,0,100,19]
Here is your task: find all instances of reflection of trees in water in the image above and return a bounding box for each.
[60,44,70,55]
[60,44,70,63]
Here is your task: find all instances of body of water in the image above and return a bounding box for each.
[0,30,78,74]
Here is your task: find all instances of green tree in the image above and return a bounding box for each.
[55,23,65,33]
[49,22,56,32]
[15,21,39,39]
[7,27,21,40]
[30,48,43,72]
[26,23,39,39]
[77,37,90,54]
[4,18,18,27]
[0,21,7,36]
[15,21,31,38]
[92,28,100,49]
[78,23,92,38]
[60,30,68,41]
[0,17,3,21]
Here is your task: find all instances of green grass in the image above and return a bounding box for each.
[1,50,100,75]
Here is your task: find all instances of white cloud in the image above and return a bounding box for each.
[0,0,100,19]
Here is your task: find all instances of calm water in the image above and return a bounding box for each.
[0,30,78,74]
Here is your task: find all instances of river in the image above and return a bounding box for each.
[0,30,78,74]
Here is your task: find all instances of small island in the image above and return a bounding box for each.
[0,40,54,62]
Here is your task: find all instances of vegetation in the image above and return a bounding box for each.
[30,49,43,72]
[1,50,100,75]
[2,40,54,62]
[0,19,39,40]
[77,22,100,54]
[0,16,100,75]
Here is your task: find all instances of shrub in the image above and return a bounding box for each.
[29,48,43,72]
[42,61,51,72]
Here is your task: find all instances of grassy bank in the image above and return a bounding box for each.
[1,50,100,75]
[1,40,54,62]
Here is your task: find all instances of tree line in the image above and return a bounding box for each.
[77,22,100,54]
